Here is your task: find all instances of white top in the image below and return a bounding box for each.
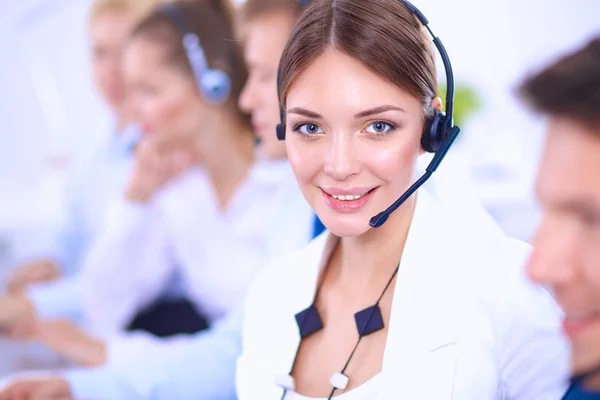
[237,189,569,400]
[284,374,380,400]
[26,125,138,319]
[79,159,315,338]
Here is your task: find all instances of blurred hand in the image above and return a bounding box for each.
[125,134,198,203]
[6,260,61,294]
[2,312,38,341]
[34,319,106,367]
[0,294,34,332]
[0,378,73,400]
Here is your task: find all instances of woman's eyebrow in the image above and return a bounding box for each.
[287,107,323,119]
[354,105,405,118]
[287,105,405,119]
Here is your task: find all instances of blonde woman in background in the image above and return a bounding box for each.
[4,0,152,293]
[0,0,197,350]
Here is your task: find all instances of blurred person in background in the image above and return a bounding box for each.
[3,0,150,294]
[0,0,315,399]
[522,36,600,400]
[62,0,316,348]
[236,0,297,161]
[0,0,170,343]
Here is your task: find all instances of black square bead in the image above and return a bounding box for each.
[354,305,384,337]
[295,304,323,338]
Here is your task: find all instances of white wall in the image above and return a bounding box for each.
[410,0,599,241]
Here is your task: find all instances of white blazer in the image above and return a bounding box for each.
[237,189,569,399]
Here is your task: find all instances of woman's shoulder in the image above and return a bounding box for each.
[425,188,539,310]
[442,201,565,366]
[450,208,535,305]
[432,187,532,279]
[246,232,329,301]
[242,233,329,335]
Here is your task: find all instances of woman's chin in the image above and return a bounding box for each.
[319,215,372,238]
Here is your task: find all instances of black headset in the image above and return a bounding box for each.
[158,4,232,105]
[275,0,461,228]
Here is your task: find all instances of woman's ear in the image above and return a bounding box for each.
[431,96,443,112]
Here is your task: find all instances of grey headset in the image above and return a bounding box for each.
[159,4,231,104]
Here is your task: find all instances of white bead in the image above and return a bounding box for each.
[275,374,295,390]
[330,372,349,389]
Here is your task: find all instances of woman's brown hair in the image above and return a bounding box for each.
[237,0,304,42]
[239,0,303,25]
[278,0,437,120]
[89,0,156,21]
[131,0,250,125]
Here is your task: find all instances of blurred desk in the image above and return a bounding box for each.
[0,181,70,381]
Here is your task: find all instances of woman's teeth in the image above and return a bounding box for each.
[331,193,367,201]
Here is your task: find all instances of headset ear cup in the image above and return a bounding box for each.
[421,110,446,153]
[421,117,434,153]
[276,124,286,141]
[200,69,231,104]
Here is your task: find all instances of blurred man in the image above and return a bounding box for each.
[523,36,600,399]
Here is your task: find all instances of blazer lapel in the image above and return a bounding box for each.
[381,190,458,399]
[268,234,338,395]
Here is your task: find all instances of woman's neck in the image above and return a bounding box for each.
[199,116,256,209]
[333,195,417,292]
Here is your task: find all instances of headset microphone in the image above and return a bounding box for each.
[369,125,460,227]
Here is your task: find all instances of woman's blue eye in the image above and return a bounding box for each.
[296,123,324,135]
[365,121,394,134]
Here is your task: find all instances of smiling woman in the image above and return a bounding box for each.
[284,49,427,231]
[236,0,569,399]
[280,15,438,237]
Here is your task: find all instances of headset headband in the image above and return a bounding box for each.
[158,4,231,104]
[159,5,209,80]
[401,0,455,127]
[277,0,457,138]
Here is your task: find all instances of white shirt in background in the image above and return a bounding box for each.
[25,125,138,319]
[80,158,315,339]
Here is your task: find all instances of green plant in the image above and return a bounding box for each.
[438,81,483,127]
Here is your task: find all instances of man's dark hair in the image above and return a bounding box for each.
[519,36,600,130]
